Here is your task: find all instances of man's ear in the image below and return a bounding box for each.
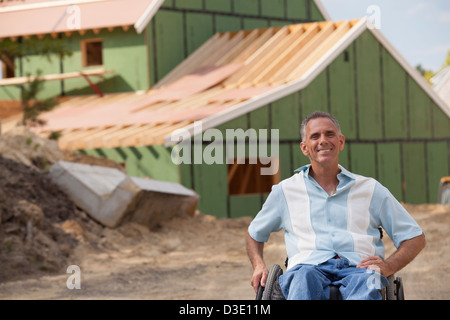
[300,142,309,156]
[339,134,345,151]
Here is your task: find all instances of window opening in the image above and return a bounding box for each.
[227,157,280,195]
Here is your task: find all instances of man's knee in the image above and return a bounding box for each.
[280,265,330,299]
[339,270,388,300]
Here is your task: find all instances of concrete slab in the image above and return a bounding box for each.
[49,161,199,229]
[49,161,140,228]
[128,177,199,229]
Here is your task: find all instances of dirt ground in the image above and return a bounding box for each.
[0,127,449,300]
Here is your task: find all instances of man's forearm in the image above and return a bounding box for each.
[357,233,426,276]
[246,232,268,292]
[385,233,426,276]
[246,232,265,268]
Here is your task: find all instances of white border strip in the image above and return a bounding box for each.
[0,0,106,13]
[134,0,165,34]
[314,0,331,21]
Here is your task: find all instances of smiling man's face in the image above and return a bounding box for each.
[300,117,345,168]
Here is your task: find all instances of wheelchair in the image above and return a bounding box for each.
[256,261,405,300]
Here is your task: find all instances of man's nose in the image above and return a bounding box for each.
[318,134,327,143]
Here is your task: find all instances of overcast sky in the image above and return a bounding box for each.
[321,0,450,72]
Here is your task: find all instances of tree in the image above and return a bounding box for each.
[21,70,58,126]
[442,50,450,69]
[0,37,72,126]
[416,51,450,85]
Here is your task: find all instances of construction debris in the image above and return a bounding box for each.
[0,125,199,284]
[49,161,199,229]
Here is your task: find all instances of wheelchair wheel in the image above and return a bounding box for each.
[255,264,284,300]
[395,276,405,300]
[386,275,405,300]
[386,275,396,300]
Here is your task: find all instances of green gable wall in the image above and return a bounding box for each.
[0,28,149,100]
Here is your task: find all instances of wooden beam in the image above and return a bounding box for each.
[0,68,114,86]
[232,26,290,86]
[268,22,334,84]
[251,25,306,85]
[222,28,276,86]
[285,21,351,81]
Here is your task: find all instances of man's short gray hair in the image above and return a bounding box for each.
[300,111,342,142]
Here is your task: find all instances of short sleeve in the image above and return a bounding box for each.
[375,183,424,248]
[248,184,286,242]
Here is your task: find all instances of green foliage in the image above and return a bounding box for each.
[21,70,58,126]
[416,50,450,85]
[0,37,72,62]
[48,131,62,140]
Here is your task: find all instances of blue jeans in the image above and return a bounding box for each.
[279,257,388,300]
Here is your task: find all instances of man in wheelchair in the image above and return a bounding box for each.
[246,111,426,300]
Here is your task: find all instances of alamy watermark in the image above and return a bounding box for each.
[66,265,81,289]
[170,121,280,176]
[365,265,384,290]
[66,5,81,30]
[366,5,381,29]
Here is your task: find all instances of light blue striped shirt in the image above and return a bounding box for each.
[248,165,423,270]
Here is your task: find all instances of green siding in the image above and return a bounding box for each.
[338,143,350,171]
[249,104,270,131]
[216,114,248,135]
[402,142,428,204]
[64,29,147,96]
[205,0,232,13]
[234,0,259,15]
[286,0,309,20]
[154,10,185,81]
[408,79,432,139]
[350,143,376,178]
[215,15,242,32]
[355,31,383,140]
[261,0,285,19]
[432,102,450,138]
[279,143,292,180]
[243,18,270,30]
[427,142,449,202]
[310,1,324,20]
[192,160,228,218]
[377,143,403,201]
[186,13,214,55]
[328,45,357,140]
[78,145,179,183]
[179,162,193,189]
[230,194,262,218]
[301,70,328,117]
[174,0,203,10]
[292,142,309,170]
[382,47,408,139]
[271,93,301,140]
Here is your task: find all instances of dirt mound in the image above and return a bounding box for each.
[0,126,124,283]
[0,154,79,282]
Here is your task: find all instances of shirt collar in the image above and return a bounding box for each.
[294,164,355,181]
